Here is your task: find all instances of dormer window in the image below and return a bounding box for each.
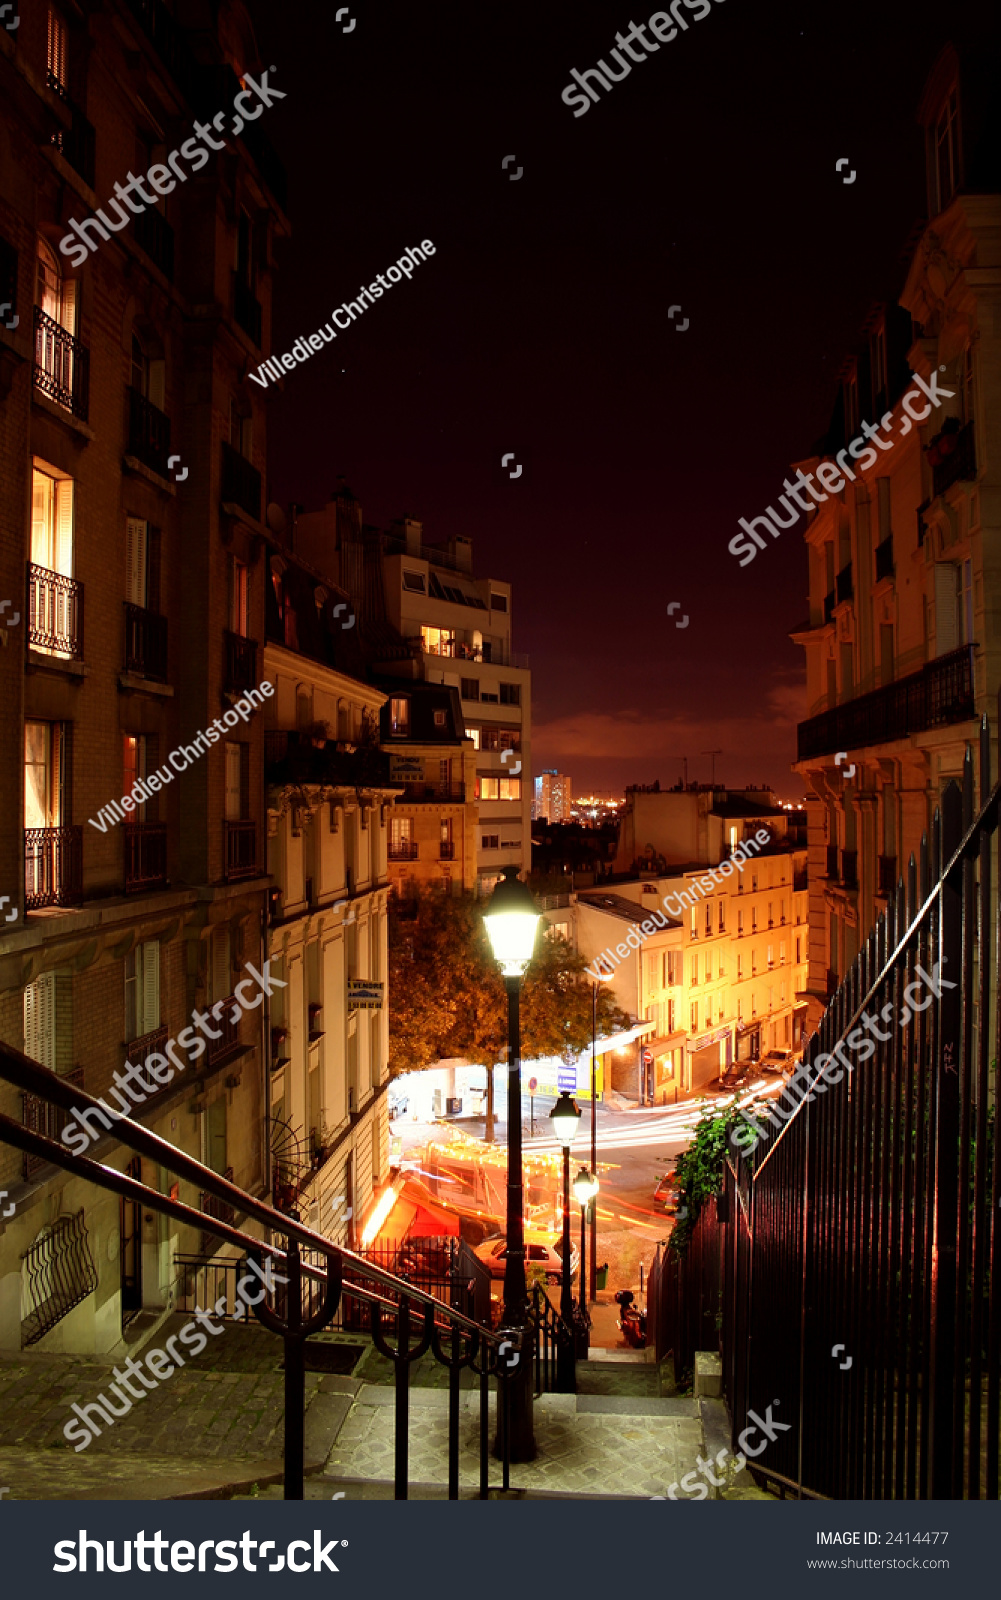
[390,696,410,736]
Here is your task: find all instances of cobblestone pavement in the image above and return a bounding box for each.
[323,1385,702,1499]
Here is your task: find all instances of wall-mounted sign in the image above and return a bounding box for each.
[389,757,424,780]
[685,1024,731,1055]
[348,979,384,1010]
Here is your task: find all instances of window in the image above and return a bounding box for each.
[934,87,960,214]
[796,937,801,964]
[690,1002,698,1032]
[224,741,249,821]
[690,905,698,939]
[389,697,410,736]
[126,518,161,612]
[25,973,59,1069]
[751,875,758,893]
[935,561,974,655]
[123,734,160,823]
[490,592,508,612]
[229,397,252,459]
[465,726,480,748]
[690,954,698,986]
[737,910,743,935]
[420,625,455,657]
[25,721,69,828]
[31,464,73,579]
[780,944,786,965]
[433,709,447,728]
[665,950,679,986]
[481,833,499,850]
[440,817,452,848]
[390,816,412,848]
[402,570,426,593]
[704,902,712,937]
[718,901,725,933]
[36,237,76,342]
[478,776,521,801]
[229,556,249,637]
[499,682,520,706]
[767,944,774,966]
[125,940,160,1041]
[47,6,69,93]
[461,678,479,702]
[737,955,743,981]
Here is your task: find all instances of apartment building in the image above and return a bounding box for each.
[295,497,532,894]
[533,770,572,823]
[378,681,478,895]
[263,549,399,1249]
[0,1,286,1352]
[792,41,1001,1028]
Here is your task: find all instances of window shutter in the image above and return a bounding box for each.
[31,470,53,568]
[124,950,138,1041]
[56,721,71,826]
[934,563,960,656]
[141,940,160,1033]
[25,974,55,1070]
[59,275,76,337]
[147,525,161,613]
[240,742,250,820]
[126,518,147,606]
[123,734,138,804]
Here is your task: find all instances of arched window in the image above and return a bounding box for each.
[36,238,75,333]
[131,332,149,398]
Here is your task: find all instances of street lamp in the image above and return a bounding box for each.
[573,1167,599,1320]
[590,968,612,1303]
[549,1091,581,1344]
[483,866,541,1462]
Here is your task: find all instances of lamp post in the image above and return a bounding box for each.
[574,1168,599,1325]
[589,971,611,1303]
[549,1091,581,1388]
[483,866,542,1462]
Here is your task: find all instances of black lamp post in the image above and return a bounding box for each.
[483,866,541,1462]
[574,1167,598,1323]
[589,972,610,1302]
[549,1091,581,1387]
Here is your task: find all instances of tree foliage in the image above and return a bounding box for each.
[387,891,629,1076]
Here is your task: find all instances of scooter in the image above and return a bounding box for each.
[614,1288,647,1349]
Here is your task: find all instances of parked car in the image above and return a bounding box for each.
[708,1062,752,1093]
[759,1049,794,1076]
[474,1232,579,1284]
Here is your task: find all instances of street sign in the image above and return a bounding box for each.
[528,1076,538,1094]
[557,1067,576,1093]
[641,1047,654,1068]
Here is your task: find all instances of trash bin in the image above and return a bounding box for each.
[596,1262,609,1291]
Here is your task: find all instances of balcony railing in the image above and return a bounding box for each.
[133,206,174,280]
[22,1066,84,1180]
[220,440,261,521]
[124,601,167,680]
[439,841,455,859]
[124,823,167,892]
[200,1166,237,1225]
[389,841,419,861]
[797,645,975,762]
[50,100,96,188]
[25,826,83,908]
[931,420,976,499]
[224,629,258,693]
[205,1002,240,1067]
[877,854,897,896]
[840,848,858,890]
[836,563,853,605]
[233,274,262,346]
[875,536,894,583]
[126,385,172,476]
[826,844,839,882]
[33,306,89,419]
[400,781,466,802]
[127,1023,168,1072]
[28,562,84,659]
[224,820,257,881]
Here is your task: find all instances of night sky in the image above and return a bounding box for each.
[243,0,996,799]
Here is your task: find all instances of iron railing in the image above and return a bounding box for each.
[33,305,89,419]
[124,600,167,679]
[126,385,171,476]
[220,439,261,520]
[224,628,257,692]
[28,561,84,658]
[133,206,174,280]
[20,1208,99,1346]
[21,1065,84,1180]
[124,823,167,891]
[0,1046,522,1499]
[388,841,418,860]
[400,781,466,802]
[798,645,975,763]
[224,819,257,880]
[200,1165,237,1225]
[439,841,455,859]
[24,826,83,909]
[652,703,1001,1499]
[126,1024,168,1074]
[205,996,241,1066]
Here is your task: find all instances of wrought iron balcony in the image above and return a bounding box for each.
[388,841,419,861]
[205,1000,241,1066]
[224,629,258,692]
[220,439,261,521]
[798,645,975,763]
[841,849,858,890]
[124,822,167,892]
[931,421,976,499]
[826,845,840,882]
[878,854,897,896]
[200,1166,237,1225]
[127,1023,168,1072]
[233,274,262,346]
[836,563,853,605]
[33,306,89,419]
[25,825,83,908]
[19,1203,98,1341]
[133,206,174,280]
[400,781,466,802]
[875,536,894,583]
[439,841,455,859]
[28,562,84,658]
[49,99,96,188]
[124,600,167,680]
[126,385,172,476]
[224,820,257,881]
[22,1066,84,1180]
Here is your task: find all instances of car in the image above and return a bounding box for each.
[708,1062,752,1093]
[654,1173,684,1213]
[759,1049,795,1076]
[474,1232,579,1284]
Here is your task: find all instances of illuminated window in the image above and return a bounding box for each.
[465,727,480,748]
[420,625,455,657]
[389,697,410,736]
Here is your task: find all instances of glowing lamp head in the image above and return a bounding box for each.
[483,866,541,976]
[573,1166,599,1207]
[549,1091,581,1147]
